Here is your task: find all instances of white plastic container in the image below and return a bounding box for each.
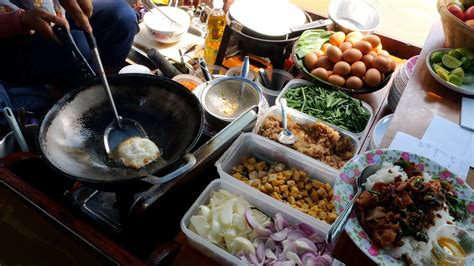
[215,133,337,229]
[181,179,329,265]
[253,105,361,168]
[275,79,374,138]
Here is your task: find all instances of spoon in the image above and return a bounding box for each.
[86,33,147,155]
[197,57,214,81]
[326,163,382,244]
[278,98,296,145]
[258,68,272,90]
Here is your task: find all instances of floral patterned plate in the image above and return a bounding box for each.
[334,149,474,265]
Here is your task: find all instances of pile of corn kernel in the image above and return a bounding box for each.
[231,157,337,224]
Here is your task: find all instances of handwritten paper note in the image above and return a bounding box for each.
[390,132,470,179]
[422,115,474,168]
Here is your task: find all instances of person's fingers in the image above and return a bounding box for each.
[77,0,93,18]
[36,19,61,44]
[39,9,70,28]
[61,0,92,32]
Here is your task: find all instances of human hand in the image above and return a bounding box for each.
[20,8,69,43]
[59,0,93,32]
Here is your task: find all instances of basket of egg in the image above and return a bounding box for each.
[292,30,396,94]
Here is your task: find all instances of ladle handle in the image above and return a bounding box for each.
[326,189,362,244]
[280,98,289,132]
[290,18,333,33]
[3,107,29,152]
[258,68,272,90]
[197,57,214,81]
[241,56,250,79]
[86,33,122,127]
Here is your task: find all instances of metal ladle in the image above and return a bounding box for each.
[278,98,296,145]
[86,33,148,155]
[326,163,382,244]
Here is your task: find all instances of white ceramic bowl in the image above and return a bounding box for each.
[144,7,191,44]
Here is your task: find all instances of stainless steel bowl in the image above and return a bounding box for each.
[328,0,381,34]
[200,76,264,130]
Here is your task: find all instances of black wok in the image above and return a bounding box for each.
[37,74,204,185]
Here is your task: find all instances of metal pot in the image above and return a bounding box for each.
[199,76,264,130]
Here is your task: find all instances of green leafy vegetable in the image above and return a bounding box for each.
[284,85,370,133]
[295,30,331,59]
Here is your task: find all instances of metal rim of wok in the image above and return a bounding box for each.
[36,74,204,185]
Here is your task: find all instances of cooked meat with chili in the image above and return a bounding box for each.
[258,115,355,169]
[355,159,458,249]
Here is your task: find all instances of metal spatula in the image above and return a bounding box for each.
[85,33,148,155]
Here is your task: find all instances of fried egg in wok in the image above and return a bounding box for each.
[114,137,160,169]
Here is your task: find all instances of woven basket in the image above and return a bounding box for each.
[438,0,474,50]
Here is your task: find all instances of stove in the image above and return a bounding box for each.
[67,108,258,233]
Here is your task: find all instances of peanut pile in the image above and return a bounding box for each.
[231,157,337,224]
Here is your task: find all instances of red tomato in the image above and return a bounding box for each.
[465,6,474,21]
[448,4,466,21]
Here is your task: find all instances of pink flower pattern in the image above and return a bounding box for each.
[368,246,379,256]
[456,178,465,185]
[358,231,368,239]
[400,152,410,161]
[467,202,474,214]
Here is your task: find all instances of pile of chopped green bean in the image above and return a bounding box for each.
[284,86,370,133]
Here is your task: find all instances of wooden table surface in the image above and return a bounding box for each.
[380,19,474,187]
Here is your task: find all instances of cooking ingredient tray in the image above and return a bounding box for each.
[180,179,329,265]
[275,79,374,138]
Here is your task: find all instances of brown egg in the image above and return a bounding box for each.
[327,70,333,76]
[327,74,345,87]
[314,50,325,57]
[342,48,363,63]
[353,41,372,54]
[315,56,334,71]
[362,35,381,48]
[364,68,382,88]
[311,67,329,80]
[333,61,351,76]
[372,43,383,53]
[304,52,318,70]
[390,60,397,72]
[326,45,343,63]
[362,54,375,69]
[346,76,363,90]
[346,37,359,45]
[379,50,390,57]
[346,31,364,41]
[368,51,378,58]
[351,61,366,77]
[339,42,353,52]
[372,55,392,73]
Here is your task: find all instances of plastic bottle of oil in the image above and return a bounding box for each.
[204,0,226,65]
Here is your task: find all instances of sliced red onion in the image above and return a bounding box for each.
[286,251,303,266]
[256,241,265,262]
[301,252,318,264]
[245,210,273,236]
[298,223,316,237]
[265,248,277,261]
[274,213,289,231]
[286,230,307,242]
[294,238,317,253]
[273,261,296,266]
[265,238,276,250]
[312,254,333,266]
[248,252,259,265]
[240,255,250,264]
[308,232,325,243]
[271,228,289,242]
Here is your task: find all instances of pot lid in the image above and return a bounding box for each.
[229,0,306,37]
